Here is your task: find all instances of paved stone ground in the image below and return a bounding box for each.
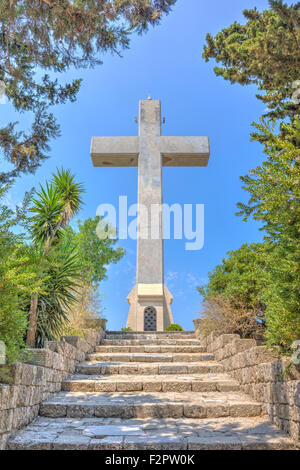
[7,331,298,450]
[7,416,298,450]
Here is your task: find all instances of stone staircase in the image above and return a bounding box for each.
[7,331,297,450]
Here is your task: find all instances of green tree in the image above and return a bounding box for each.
[0,185,39,363]
[35,241,83,347]
[198,243,270,317]
[0,0,176,184]
[236,122,300,349]
[64,217,124,285]
[201,0,300,351]
[0,172,125,355]
[26,168,84,347]
[62,216,124,337]
[203,1,300,125]
[198,241,300,350]
[237,122,300,246]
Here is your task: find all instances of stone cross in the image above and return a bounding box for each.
[91,98,210,331]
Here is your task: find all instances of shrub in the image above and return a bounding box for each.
[60,282,104,337]
[197,295,265,339]
[165,324,184,331]
[0,187,38,365]
[121,327,132,332]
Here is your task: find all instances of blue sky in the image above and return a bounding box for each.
[1,0,281,330]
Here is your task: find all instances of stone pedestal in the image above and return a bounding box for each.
[126,284,173,331]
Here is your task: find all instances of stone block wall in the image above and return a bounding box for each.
[197,331,300,441]
[0,328,105,449]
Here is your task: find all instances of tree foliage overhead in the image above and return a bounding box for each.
[236,122,300,350]
[0,0,176,183]
[237,121,300,247]
[203,0,300,122]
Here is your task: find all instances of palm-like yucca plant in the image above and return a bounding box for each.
[30,169,84,249]
[30,183,64,246]
[35,243,83,347]
[51,168,84,229]
[26,169,85,347]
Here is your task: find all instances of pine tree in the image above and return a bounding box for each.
[0,0,176,183]
[203,1,300,126]
[201,1,300,351]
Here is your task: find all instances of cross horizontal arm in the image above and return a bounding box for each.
[91,136,210,167]
[91,137,139,167]
[160,137,210,167]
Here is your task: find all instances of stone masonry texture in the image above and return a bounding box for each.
[2,330,299,450]
[0,329,104,449]
[196,329,300,441]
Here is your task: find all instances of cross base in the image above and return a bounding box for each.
[126,284,173,332]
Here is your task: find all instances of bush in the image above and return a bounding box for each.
[0,186,39,364]
[60,282,104,337]
[198,240,300,351]
[197,295,265,339]
[121,327,132,332]
[0,242,38,364]
[165,324,184,331]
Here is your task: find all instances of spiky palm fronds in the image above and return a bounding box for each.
[30,169,85,249]
[26,169,85,347]
[29,183,64,246]
[35,242,83,347]
[51,168,85,228]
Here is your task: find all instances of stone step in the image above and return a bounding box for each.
[76,361,224,375]
[95,345,207,353]
[62,374,240,393]
[7,416,297,450]
[106,331,195,335]
[87,352,214,363]
[102,339,202,346]
[106,333,196,340]
[39,391,263,420]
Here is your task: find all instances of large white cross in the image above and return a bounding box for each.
[91,98,210,331]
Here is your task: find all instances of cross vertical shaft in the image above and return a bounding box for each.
[137,99,163,285]
[90,97,210,331]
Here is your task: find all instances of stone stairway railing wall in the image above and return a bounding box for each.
[0,328,105,449]
[195,329,300,442]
